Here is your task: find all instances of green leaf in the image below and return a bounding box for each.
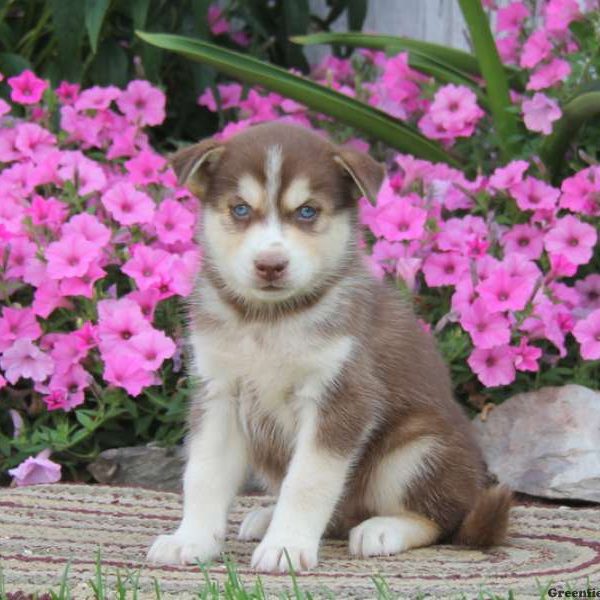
[85,0,111,55]
[136,31,459,166]
[458,0,520,160]
[75,411,96,431]
[322,0,349,27]
[87,37,129,86]
[129,0,151,31]
[292,31,481,76]
[0,52,31,76]
[281,0,310,70]
[407,54,489,109]
[541,88,600,181]
[48,0,86,82]
[347,0,368,32]
[291,31,523,91]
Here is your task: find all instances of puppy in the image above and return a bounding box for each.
[147,122,511,573]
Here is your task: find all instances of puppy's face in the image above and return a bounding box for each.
[172,123,384,304]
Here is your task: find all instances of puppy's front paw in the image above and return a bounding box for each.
[251,537,318,573]
[146,531,223,565]
[238,506,274,541]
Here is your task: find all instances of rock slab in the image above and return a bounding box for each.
[473,384,600,503]
[88,444,265,494]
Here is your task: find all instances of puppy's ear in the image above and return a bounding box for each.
[171,138,225,198]
[334,148,385,205]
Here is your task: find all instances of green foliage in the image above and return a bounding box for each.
[137,31,459,166]
[457,0,521,160]
[0,0,368,142]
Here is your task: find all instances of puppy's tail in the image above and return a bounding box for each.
[453,485,512,548]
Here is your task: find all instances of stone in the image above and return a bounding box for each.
[473,384,600,503]
[88,444,265,494]
[88,445,184,492]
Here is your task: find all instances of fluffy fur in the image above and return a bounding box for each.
[146,122,511,573]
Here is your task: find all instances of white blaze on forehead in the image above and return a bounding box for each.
[282,176,311,212]
[237,173,263,209]
[265,145,283,210]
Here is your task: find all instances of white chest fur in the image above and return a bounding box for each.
[189,310,354,443]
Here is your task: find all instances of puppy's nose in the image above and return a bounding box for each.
[254,251,289,282]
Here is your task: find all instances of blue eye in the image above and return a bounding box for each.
[232,203,251,219]
[297,205,318,221]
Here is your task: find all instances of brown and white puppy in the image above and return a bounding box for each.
[146,122,511,573]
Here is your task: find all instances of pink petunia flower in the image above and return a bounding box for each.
[502,223,544,260]
[369,198,427,242]
[55,81,80,105]
[460,300,511,349]
[46,364,91,411]
[122,245,173,290]
[62,213,111,247]
[8,70,48,104]
[544,0,581,32]
[6,237,38,280]
[0,339,54,384]
[102,182,155,225]
[27,196,69,232]
[488,160,529,191]
[45,234,99,279]
[97,298,152,352]
[14,123,56,159]
[560,166,600,216]
[103,350,155,396]
[496,2,530,32]
[198,83,242,112]
[468,346,516,387]
[510,177,560,212]
[477,268,534,312]
[496,35,520,65]
[32,280,72,318]
[154,199,196,244]
[117,80,166,127]
[0,307,43,352]
[74,85,120,111]
[549,253,578,278]
[572,309,600,360]
[544,215,597,266]
[520,31,553,69]
[60,262,106,298]
[125,149,166,185]
[575,274,600,312]
[128,329,176,370]
[58,151,107,196]
[428,84,484,133]
[513,338,542,372]
[422,252,469,287]
[208,4,230,35]
[522,93,561,135]
[527,58,571,90]
[127,288,161,320]
[8,449,61,487]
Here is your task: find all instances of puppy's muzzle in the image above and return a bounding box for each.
[254,250,289,284]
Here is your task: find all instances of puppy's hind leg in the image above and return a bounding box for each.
[349,434,443,557]
[238,505,274,541]
[349,513,440,558]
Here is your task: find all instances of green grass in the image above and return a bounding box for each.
[0,554,576,600]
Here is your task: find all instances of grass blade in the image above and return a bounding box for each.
[135,31,460,167]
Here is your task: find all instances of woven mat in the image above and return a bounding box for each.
[0,484,598,599]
